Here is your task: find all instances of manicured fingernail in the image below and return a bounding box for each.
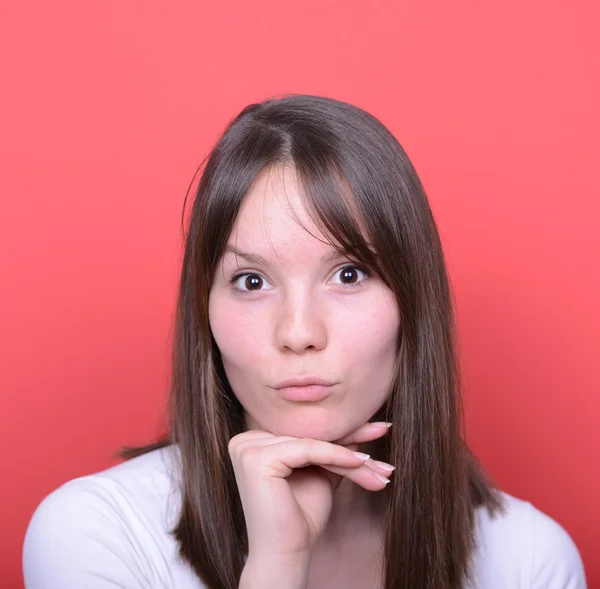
[353,452,371,461]
[373,460,395,472]
[371,422,393,428]
[373,472,390,484]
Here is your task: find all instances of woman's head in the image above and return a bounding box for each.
[208,163,400,441]
[125,94,504,588]
[187,94,452,442]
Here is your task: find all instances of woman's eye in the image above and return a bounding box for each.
[230,273,273,295]
[229,265,370,296]
[331,265,370,287]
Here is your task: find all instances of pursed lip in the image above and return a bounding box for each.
[273,374,336,389]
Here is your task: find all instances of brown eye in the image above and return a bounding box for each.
[244,275,263,290]
[340,267,359,284]
[332,265,370,287]
[230,272,272,295]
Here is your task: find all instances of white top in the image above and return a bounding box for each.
[23,444,587,588]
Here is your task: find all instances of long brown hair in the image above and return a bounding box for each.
[116,94,506,589]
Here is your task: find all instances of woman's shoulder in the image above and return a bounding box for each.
[22,444,198,588]
[31,443,181,512]
[470,490,587,588]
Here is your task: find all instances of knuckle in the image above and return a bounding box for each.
[300,437,319,455]
[302,437,337,461]
[228,433,245,456]
[238,445,262,468]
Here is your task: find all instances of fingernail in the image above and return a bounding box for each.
[373,460,395,472]
[353,452,371,461]
[371,422,393,429]
[373,472,390,484]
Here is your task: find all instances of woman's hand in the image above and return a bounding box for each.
[229,422,394,571]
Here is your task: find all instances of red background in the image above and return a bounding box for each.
[1,1,598,587]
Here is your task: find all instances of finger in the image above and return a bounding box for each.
[320,462,392,491]
[333,422,392,446]
[233,437,394,480]
[228,430,285,455]
[368,458,396,476]
[234,435,300,455]
[241,438,371,479]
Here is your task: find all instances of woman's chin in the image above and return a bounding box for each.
[256,417,349,442]
[244,407,365,442]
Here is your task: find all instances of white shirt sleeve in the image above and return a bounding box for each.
[23,479,150,589]
[530,505,587,589]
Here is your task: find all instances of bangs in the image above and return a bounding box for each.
[275,156,384,278]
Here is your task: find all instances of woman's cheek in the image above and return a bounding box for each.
[220,308,270,366]
[338,294,399,352]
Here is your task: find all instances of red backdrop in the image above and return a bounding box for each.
[1,1,598,587]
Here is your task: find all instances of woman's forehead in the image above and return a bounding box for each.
[231,164,369,253]
[230,167,324,244]
[223,225,342,270]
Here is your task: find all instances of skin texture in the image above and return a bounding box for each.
[208,164,401,558]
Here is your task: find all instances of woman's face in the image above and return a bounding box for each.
[208,165,400,441]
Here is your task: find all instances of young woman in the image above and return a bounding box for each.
[23,94,586,589]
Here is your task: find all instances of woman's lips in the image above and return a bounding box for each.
[276,384,334,402]
[273,374,336,388]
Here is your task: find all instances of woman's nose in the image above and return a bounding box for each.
[274,291,327,353]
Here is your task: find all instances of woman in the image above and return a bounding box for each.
[23,94,586,588]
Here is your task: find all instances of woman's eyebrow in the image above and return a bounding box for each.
[222,245,349,266]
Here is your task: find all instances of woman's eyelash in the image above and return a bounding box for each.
[229,265,371,296]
